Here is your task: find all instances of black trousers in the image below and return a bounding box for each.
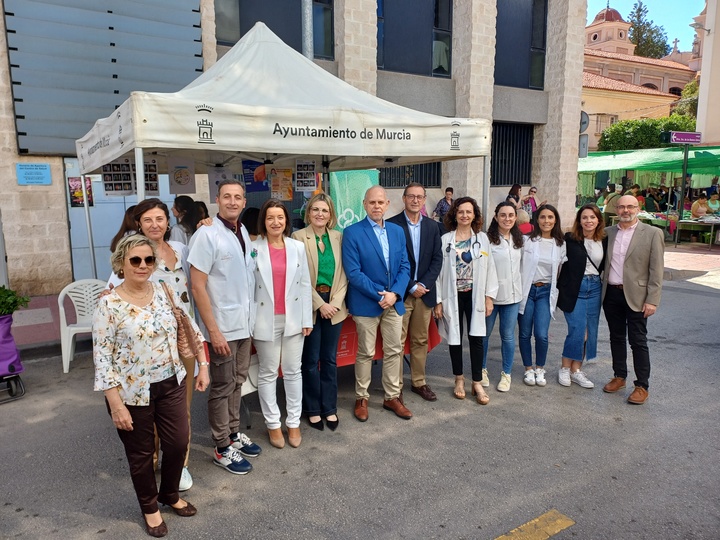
[449,289,484,382]
[114,376,189,514]
[602,286,651,389]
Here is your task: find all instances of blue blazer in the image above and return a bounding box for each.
[342,217,410,317]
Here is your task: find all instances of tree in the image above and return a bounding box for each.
[674,80,699,118]
[597,115,696,151]
[627,2,670,59]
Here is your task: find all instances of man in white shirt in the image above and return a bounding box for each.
[188,179,262,474]
[601,195,664,405]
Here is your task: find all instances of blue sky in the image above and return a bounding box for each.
[586,0,707,53]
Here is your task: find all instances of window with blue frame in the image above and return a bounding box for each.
[215,0,334,61]
[377,0,452,77]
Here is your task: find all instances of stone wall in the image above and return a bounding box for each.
[0,12,71,295]
[532,0,586,226]
[335,0,378,94]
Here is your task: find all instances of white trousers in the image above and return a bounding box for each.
[255,315,304,430]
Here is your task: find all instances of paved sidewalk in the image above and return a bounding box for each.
[9,241,720,356]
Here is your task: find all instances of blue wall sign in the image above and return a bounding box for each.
[16,163,52,185]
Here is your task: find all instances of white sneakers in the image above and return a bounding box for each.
[481,368,490,388]
[497,372,511,392]
[558,367,571,387]
[523,369,536,386]
[534,368,547,386]
[179,467,193,491]
[570,370,594,388]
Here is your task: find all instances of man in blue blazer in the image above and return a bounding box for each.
[343,186,412,421]
[388,182,443,402]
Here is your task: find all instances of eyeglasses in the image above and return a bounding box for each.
[530,190,537,194]
[404,194,426,201]
[310,207,330,214]
[128,256,156,267]
[617,205,639,211]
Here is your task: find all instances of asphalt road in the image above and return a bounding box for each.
[1,276,719,539]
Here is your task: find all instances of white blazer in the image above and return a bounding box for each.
[519,236,567,318]
[436,231,499,345]
[252,236,313,341]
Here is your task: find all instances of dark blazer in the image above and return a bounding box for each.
[557,233,607,313]
[342,217,410,318]
[387,211,443,307]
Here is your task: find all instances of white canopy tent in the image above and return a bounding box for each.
[76,22,490,184]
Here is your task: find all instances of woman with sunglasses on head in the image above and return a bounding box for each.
[434,197,498,404]
[521,186,547,218]
[253,200,313,449]
[94,235,209,537]
[481,202,524,392]
[518,204,566,387]
[291,193,348,432]
[556,204,607,389]
[108,198,197,492]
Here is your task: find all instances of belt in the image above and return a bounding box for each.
[315,285,331,293]
[533,282,547,287]
[609,284,623,290]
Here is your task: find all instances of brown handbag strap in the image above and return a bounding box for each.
[160,281,177,309]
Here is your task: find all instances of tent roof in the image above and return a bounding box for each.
[578,146,720,175]
[76,22,490,175]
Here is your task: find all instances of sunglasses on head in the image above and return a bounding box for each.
[128,256,156,267]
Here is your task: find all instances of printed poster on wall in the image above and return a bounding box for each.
[242,160,269,193]
[101,159,159,196]
[269,168,293,201]
[295,159,318,193]
[68,176,94,207]
[209,167,232,201]
[329,169,379,230]
[167,157,196,195]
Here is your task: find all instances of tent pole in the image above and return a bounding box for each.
[322,156,329,194]
[301,0,314,59]
[482,156,490,231]
[675,143,690,247]
[135,147,146,202]
[80,174,98,279]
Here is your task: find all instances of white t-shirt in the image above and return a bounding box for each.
[532,238,555,283]
[584,239,603,275]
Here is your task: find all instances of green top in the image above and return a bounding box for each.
[316,232,335,288]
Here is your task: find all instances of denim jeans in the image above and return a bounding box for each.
[561,275,602,362]
[483,302,520,374]
[301,292,342,417]
[518,284,551,367]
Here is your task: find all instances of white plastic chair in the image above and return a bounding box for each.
[58,279,106,373]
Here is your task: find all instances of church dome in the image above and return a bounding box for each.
[592,7,625,24]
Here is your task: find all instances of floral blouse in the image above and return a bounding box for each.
[93,282,202,406]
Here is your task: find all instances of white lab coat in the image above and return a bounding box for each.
[251,236,313,341]
[518,236,566,318]
[436,231,499,345]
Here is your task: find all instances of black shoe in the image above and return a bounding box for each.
[325,416,339,431]
[308,417,324,431]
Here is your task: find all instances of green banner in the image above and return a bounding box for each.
[329,169,379,231]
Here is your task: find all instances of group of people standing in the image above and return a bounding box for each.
[92,180,663,537]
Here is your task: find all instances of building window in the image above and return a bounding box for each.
[490,123,533,187]
[377,0,451,77]
[642,83,659,90]
[494,0,547,90]
[669,86,682,96]
[215,0,334,60]
[595,114,618,134]
[378,162,442,189]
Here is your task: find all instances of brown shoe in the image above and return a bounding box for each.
[287,426,302,448]
[411,384,438,402]
[267,428,285,449]
[603,377,626,393]
[383,397,413,419]
[627,386,649,405]
[354,398,369,422]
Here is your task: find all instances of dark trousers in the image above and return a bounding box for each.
[114,376,189,515]
[603,286,651,389]
[301,292,342,417]
[449,289,484,382]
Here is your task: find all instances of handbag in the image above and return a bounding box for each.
[160,282,202,363]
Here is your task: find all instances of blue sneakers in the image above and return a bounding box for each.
[213,446,253,475]
[230,432,262,458]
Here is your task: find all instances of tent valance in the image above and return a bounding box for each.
[578,146,720,175]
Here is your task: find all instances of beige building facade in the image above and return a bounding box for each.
[0,0,586,295]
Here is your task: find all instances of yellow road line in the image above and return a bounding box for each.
[495,509,575,539]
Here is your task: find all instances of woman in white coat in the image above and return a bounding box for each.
[253,200,313,450]
[435,197,499,405]
[518,204,566,387]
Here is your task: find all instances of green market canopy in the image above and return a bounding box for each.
[578,146,720,175]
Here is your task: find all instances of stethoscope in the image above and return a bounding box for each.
[446,233,482,261]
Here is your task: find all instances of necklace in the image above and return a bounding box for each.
[120,283,152,301]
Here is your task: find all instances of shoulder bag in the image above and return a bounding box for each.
[161,282,202,363]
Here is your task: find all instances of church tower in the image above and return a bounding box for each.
[585,2,636,55]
